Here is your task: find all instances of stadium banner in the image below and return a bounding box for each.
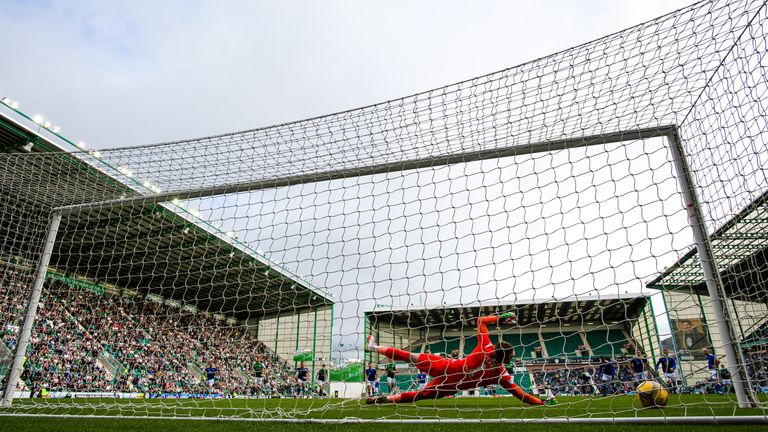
[42,392,230,400]
[45,272,105,295]
[670,318,712,360]
[46,392,141,399]
[293,351,313,362]
[151,393,227,399]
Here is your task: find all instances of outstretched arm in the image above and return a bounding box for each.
[477,315,499,335]
[477,312,516,335]
[499,374,543,406]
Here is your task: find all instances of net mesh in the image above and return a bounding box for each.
[0,0,767,422]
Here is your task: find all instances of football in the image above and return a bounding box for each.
[636,381,669,408]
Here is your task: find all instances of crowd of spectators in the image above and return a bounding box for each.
[1,269,115,392]
[0,264,316,397]
[745,349,768,392]
[532,360,643,396]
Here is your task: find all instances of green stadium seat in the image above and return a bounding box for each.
[506,332,541,359]
[586,329,628,357]
[461,332,541,359]
[542,332,584,358]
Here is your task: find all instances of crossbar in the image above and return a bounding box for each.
[53,125,677,215]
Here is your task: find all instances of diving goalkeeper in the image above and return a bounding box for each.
[364,312,554,405]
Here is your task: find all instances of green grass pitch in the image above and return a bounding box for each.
[0,394,765,432]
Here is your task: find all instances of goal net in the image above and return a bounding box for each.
[1,0,767,423]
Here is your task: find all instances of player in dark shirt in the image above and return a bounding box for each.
[317,365,328,381]
[385,363,399,394]
[296,362,309,381]
[655,348,679,393]
[416,372,427,390]
[365,362,378,397]
[577,370,597,395]
[316,364,329,397]
[719,363,732,393]
[253,360,264,383]
[204,363,218,392]
[630,355,648,382]
[296,361,309,397]
[704,348,719,381]
[597,358,616,395]
[599,361,615,379]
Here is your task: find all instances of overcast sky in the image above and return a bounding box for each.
[2,0,708,358]
[1,0,694,149]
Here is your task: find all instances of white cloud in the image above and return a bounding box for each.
[1,0,693,148]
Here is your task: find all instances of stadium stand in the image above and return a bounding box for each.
[503,332,541,359]
[3,263,762,399]
[0,261,326,398]
[746,350,768,392]
[531,361,640,397]
[0,106,335,401]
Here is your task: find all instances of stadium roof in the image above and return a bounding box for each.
[364,293,648,331]
[647,190,768,302]
[0,104,333,319]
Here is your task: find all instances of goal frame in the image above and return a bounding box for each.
[0,125,760,417]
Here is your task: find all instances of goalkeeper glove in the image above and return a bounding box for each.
[499,311,516,320]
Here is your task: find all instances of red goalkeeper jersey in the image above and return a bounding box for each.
[416,317,516,391]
